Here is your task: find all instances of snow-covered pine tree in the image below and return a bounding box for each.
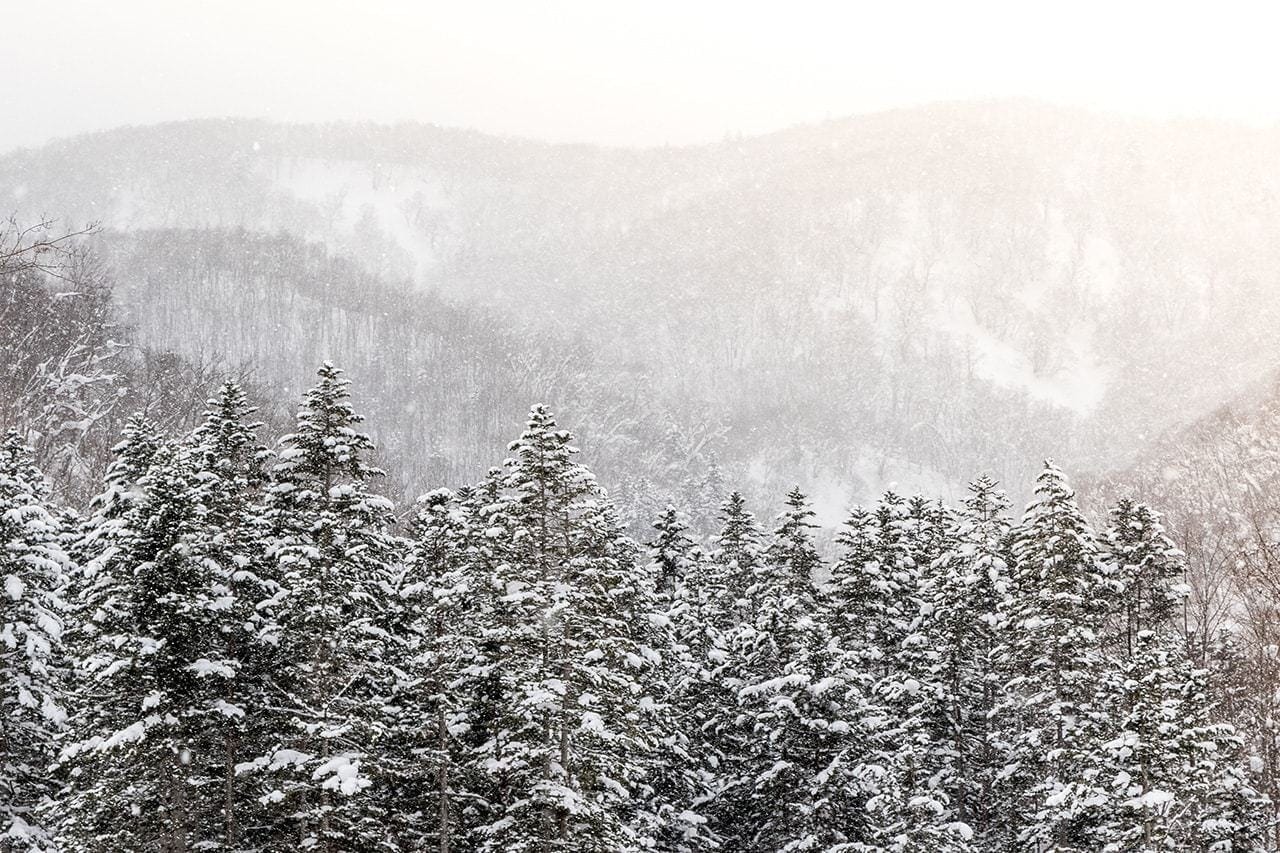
[1199,626,1276,842]
[825,494,917,678]
[825,492,973,851]
[1003,461,1114,851]
[72,413,166,578]
[470,405,670,853]
[0,432,68,852]
[921,475,1015,846]
[1102,499,1188,658]
[60,433,235,850]
[711,491,763,628]
[714,487,866,851]
[186,381,273,850]
[648,505,696,601]
[903,494,951,573]
[1084,505,1266,851]
[250,363,400,851]
[384,486,479,851]
[1092,630,1266,851]
[647,506,722,852]
[763,487,822,601]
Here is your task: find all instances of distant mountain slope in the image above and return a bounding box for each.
[93,228,728,517]
[5,101,1280,512]
[1083,372,1280,650]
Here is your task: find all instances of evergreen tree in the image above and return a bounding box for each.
[470,405,671,852]
[1102,499,1187,658]
[250,363,400,851]
[711,491,763,627]
[826,494,916,678]
[384,486,481,852]
[1003,462,1114,851]
[58,384,268,851]
[1093,631,1266,851]
[921,476,1015,846]
[648,505,696,601]
[187,381,273,850]
[762,487,821,604]
[62,436,229,849]
[0,432,68,852]
[715,488,854,851]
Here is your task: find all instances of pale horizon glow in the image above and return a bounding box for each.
[3,0,1279,154]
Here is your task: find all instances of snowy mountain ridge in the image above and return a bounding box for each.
[5,100,1280,507]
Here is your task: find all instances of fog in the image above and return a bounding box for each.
[3,0,1279,154]
[10,7,1280,850]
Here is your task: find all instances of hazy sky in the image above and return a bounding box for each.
[4,0,1278,153]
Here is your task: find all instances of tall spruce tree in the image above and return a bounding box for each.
[1102,500,1187,658]
[711,491,763,628]
[59,384,269,852]
[0,433,68,852]
[186,381,272,850]
[62,435,233,850]
[648,506,696,601]
[1003,462,1114,851]
[716,488,848,851]
[385,486,481,851]
[470,405,672,853]
[250,363,400,851]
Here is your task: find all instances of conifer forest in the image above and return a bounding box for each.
[7,6,1280,851]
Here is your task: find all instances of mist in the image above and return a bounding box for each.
[4,4,1280,851]
[4,0,1279,154]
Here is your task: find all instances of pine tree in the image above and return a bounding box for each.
[385,486,480,851]
[61,436,229,850]
[715,488,851,851]
[187,381,273,850]
[58,415,191,850]
[1102,499,1187,658]
[826,494,916,678]
[1087,507,1265,852]
[921,476,1015,844]
[711,491,763,628]
[1093,631,1266,851]
[58,384,269,851]
[762,487,821,605]
[250,363,400,851]
[1003,462,1114,851]
[826,492,974,851]
[0,432,68,852]
[648,505,696,601]
[652,511,723,852]
[470,405,671,852]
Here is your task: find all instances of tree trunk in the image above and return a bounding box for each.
[438,703,451,853]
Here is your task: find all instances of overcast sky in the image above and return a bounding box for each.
[3,0,1278,154]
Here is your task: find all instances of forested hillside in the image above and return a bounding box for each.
[6,101,1280,515]
[1085,374,1280,823]
[0,219,279,503]
[93,228,726,525]
[8,102,1280,850]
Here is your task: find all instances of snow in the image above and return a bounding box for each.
[267,749,313,770]
[271,156,451,287]
[313,753,370,796]
[188,658,235,678]
[938,304,1109,414]
[99,720,147,750]
[1125,789,1175,809]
